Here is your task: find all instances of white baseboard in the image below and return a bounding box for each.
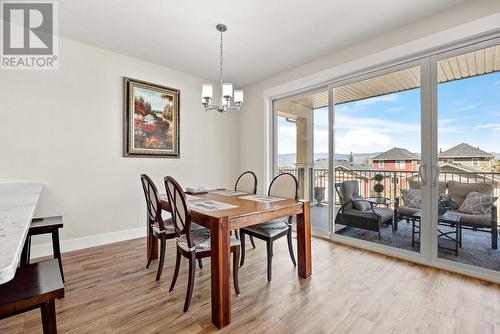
[30,227,146,260]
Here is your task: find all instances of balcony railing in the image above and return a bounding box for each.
[277,167,500,208]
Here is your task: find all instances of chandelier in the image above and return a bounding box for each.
[202,24,243,112]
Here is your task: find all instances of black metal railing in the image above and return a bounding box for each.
[277,167,500,209]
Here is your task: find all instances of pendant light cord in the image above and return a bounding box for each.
[219,30,224,98]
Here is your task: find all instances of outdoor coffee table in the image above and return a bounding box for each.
[365,197,393,207]
[411,211,462,255]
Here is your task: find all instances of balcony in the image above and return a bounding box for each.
[278,166,500,271]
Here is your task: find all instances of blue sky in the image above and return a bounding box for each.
[277,71,500,155]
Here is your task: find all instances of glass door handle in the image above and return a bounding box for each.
[419,164,426,185]
[432,164,440,186]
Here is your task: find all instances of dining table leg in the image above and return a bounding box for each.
[210,216,231,329]
[296,201,312,278]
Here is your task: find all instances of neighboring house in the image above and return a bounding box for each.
[438,143,495,171]
[372,147,420,171]
[334,161,377,198]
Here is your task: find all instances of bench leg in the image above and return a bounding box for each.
[40,300,57,334]
[52,230,64,283]
[21,235,31,266]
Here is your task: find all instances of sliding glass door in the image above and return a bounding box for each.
[432,39,500,275]
[331,62,428,257]
[271,34,500,282]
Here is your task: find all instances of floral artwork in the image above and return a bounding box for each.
[124,78,180,157]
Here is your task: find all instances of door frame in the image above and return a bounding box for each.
[328,57,432,264]
[428,36,500,282]
[265,31,500,283]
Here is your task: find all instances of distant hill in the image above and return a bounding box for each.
[278,150,500,168]
[277,152,382,167]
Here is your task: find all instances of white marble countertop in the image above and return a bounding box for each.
[0,182,43,284]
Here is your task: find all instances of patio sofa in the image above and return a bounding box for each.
[446,181,497,249]
[335,181,395,239]
[396,180,498,249]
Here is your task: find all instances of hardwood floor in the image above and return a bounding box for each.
[1,236,499,333]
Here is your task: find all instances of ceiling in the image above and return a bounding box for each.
[59,0,470,87]
[282,44,500,109]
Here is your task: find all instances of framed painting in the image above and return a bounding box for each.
[123,77,180,158]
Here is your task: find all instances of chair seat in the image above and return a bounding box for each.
[447,210,492,227]
[397,206,420,217]
[242,218,290,237]
[344,207,394,223]
[177,228,240,252]
[152,217,175,234]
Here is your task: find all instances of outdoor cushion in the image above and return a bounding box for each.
[402,189,421,208]
[397,206,420,216]
[340,181,360,209]
[344,207,393,223]
[352,195,371,211]
[242,218,290,237]
[458,192,495,215]
[177,227,240,252]
[447,210,493,227]
[447,181,493,207]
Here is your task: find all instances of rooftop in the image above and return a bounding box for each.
[439,143,494,159]
[372,147,420,161]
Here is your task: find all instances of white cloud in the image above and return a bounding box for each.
[473,123,500,132]
[279,125,296,136]
[314,129,329,153]
[335,114,419,134]
[438,118,457,125]
[439,144,452,152]
[336,128,393,154]
[277,124,297,154]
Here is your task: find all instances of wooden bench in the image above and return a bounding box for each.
[0,259,64,333]
[21,216,65,282]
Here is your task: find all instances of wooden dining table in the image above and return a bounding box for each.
[148,190,311,329]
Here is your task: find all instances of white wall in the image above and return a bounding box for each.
[238,0,500,193]
[0,38,240,249]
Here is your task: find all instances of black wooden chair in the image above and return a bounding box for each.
[141,174,176,281]
[165,176,241,312]
[234,171,257,248]
[240,173,297,281]
[21,216,65,283]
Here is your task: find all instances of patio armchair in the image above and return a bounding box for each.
[335,181,395,239]
[446,181,498,249]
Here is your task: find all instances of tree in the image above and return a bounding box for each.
[494,160,500,172]
[348,152,354,164]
